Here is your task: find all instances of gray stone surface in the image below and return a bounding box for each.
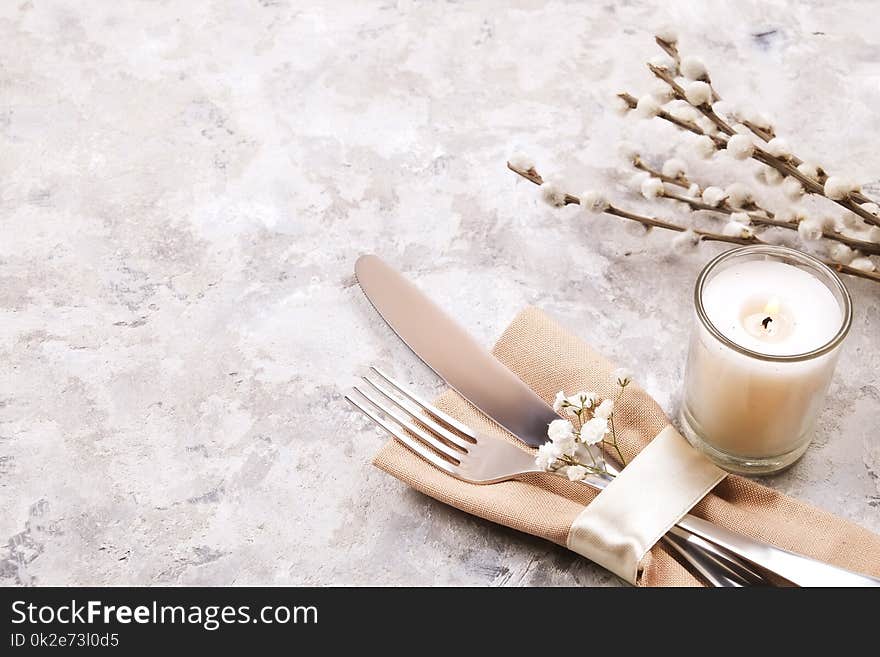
[1,1,878,586]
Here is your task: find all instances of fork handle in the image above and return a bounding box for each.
[675,513,880,587]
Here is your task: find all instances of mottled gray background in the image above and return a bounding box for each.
[1,1,878,586]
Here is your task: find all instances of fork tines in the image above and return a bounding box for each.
[345,367,475,474]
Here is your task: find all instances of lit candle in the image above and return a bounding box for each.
[680,247,851,474]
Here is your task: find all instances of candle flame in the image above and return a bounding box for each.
[763,297,780,317]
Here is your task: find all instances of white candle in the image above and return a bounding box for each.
[680,250,850,473]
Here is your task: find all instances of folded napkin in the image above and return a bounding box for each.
[372,307,880,586]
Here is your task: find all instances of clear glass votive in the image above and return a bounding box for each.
[679,245,852,475]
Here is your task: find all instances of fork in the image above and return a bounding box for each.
[347,367,880,587]
[347,368,762,587]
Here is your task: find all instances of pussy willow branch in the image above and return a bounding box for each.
[633,158,880,256]
[507,161,880,284]
[646,43,880,228]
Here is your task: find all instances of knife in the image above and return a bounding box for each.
[355,254,554,447]
[353,254,880,587]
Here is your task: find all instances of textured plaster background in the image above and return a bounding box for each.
[1,1,878,586]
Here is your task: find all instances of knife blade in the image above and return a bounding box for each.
[354,254,556,447]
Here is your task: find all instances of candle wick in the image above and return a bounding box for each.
[761,316,773,329]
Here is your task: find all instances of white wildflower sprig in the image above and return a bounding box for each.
[535,372,635,480]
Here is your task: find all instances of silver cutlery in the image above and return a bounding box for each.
[348,367,763,587]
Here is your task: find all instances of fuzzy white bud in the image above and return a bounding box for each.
[697,116,718,135]
[783,176,805,200]
[723,221,754,238]
[640,177,665,199]
[684,80,713,106]
[687,183,701,197]
[701,186,727,207]
[725,182,753,208]
[661,158,688,179]
[671,229,701,254]
[694,135,716,159]
[668,101,699,123]
[849,256,876,272]
[760,168,784,186]
[828,243,855,265]
[797,216,824,241]
[649,80,675,103]
[824,176,853,200]
[611,94,632,116]
[725,134,755,160]
[730,212,751,225]
[765,137,792,159]
[540,181,567,207]
[655,27,678,44]
[635,94,661,118]
[680,56,708,81]
[731,123,751,134]
[508,151,535,171]
[628,171,650,192]
[797,162,819,179]
[580,190,609,214]
[648,54,676,71]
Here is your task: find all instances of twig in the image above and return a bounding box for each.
[507,161,880,284]
[633,159,880,256]
[645,48,880,229]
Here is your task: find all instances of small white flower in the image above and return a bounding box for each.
[548,419,574,444]
[723,221,754,238]
[759,168,784,186]
[594,399,614,420]
[580,190,609,214]
[671,229,701,254]
[613,367,633,387]
[661,158,687,179]
[611,94,633,116]
[797,216,824,242]
[540,181,567,207]
[635,94,661,118]
[567,391,597,411]
[535,442,562,471]
[687,183,701,197]
[725,182,753,208]
[694,135,716,159]
[701,186,727,207]
[552,390,568,413]
[860,202,880,216]
[508,151,535,171]
[849,256,876,272]
[783,176,804,200]
[680,55,708,80]
[566,465,589,482]
[580,417,609,446]
[730,212,751,225]
[640,177,665,199]
[797,162,819,179]
[725,134,755,160]
[684,80,712,106]
[765,137,792,159]
[824,176,853,200]
[828,243,855,265]
[655,27,678,43]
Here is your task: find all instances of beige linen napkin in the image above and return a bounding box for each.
[372,307,880,586]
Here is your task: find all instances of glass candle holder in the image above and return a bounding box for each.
[679,245,852,475]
